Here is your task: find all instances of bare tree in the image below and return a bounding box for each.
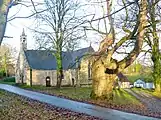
[89,0,148,99]
[0,0,21,45]
[0,0,50,45]
[34,0,86,88]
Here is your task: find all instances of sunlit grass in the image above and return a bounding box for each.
[113,89,140,105]
[153,92,161,98]
[132,87,161,99]
[17,84,141,105]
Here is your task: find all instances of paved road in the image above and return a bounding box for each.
[0,84,160,120]
[125,89,161,113]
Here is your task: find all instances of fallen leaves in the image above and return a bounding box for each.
[0,90,102,120]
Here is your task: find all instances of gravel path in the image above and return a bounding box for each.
[125,89,161,113]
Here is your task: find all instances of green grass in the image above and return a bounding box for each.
[18,85,92,100]
[17,84,141,105]
[113,89,140,105]
[152,92,161,98]
[132,87,161,99]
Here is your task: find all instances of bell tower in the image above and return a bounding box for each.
[19,28,27,84]
[20,28,27,51]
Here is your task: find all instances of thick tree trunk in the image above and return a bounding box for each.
[155,79,161,93]
[90,57,117,100]
[152,50,161,93]
[152,51,161,93]
[149,0,161,93]
[90,0,147,100]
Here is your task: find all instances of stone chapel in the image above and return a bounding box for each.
[15,29,94,86]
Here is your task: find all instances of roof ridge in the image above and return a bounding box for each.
[26,46,93,53]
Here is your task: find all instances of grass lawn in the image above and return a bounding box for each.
[19,85,92,100]
[17,85,148,115]
[0,90,99,120]
[18,84,141,106]
[113,89,140,105]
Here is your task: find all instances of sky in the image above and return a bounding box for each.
[4,0,43,51]
[4,0,101,52]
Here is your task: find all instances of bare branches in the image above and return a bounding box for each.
[90,1,135,22]
[88,0,149,74]
[4,36,13,38]
[118,0,148,69]
[30,0,37,13]
[34,0,86,53]
[7,5,54,22]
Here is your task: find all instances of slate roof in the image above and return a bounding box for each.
[24,46,94,70]
[117,72,130,82]
[134,79,145,84]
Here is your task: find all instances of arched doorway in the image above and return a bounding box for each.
[46,76,51,87]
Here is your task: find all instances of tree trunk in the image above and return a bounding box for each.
[90,0,147,100]
[20,72,24,84]
[152,50,161,93]
[90,57,117,100]
[56,69,63,88]
[4,53,7,77]
[155,79,161,93]
[152,51,161,93]
[75,68,80,87]
[149,0,161,93]
[30,68,32,86]
[56,51,63,88]
[0,0,11,45]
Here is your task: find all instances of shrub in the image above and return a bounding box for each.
[0,69,5,78]
[2,77,15,82]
